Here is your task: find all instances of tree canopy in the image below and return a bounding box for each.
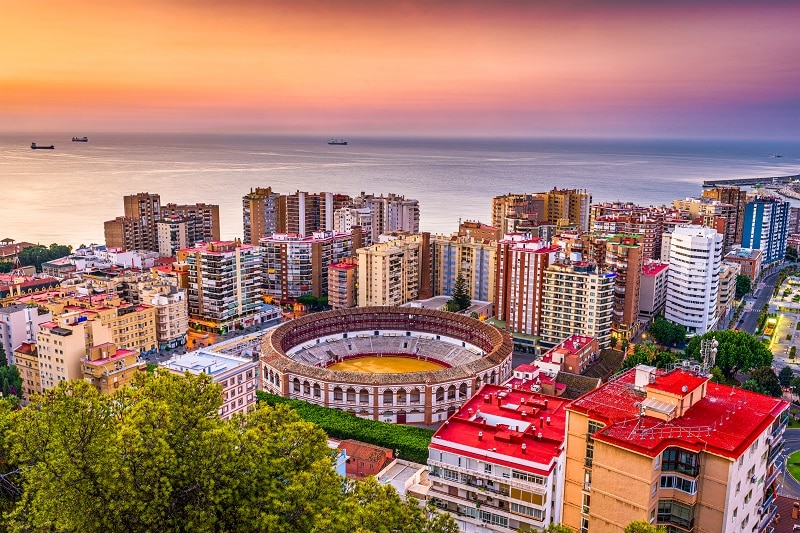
[735,274,752,299]
[624,521,667,533]
[779,366,795,387]
[447,274,471,312]
[16,243,72,272]
[685,330,773,380]
[648,317,686,346]
[622,341,676,370]
[742,366,784,397]
[0,373,456,532]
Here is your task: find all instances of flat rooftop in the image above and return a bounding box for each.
[160,349,254,377]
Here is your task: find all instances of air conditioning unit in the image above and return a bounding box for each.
[751,476,757,483]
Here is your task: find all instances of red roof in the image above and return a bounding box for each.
[568,368,788,460]
[431,384,569,471]
[642,262,669,276]
[330,262,358,270]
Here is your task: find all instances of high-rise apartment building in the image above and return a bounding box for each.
[673,197,738,252]
[702,186,749,246]
[13,342,40,402]
[140,286,189,350]
[242,187,280,245]
[177,241,264,333]
[105,193,220,252]
[428,384,569,532]
[351,192,420,239]
[717,261,739,322]
[327,258,358,310]
[491,193,544,232]
[356,233,428,306]
[494,234,560,335]
[741,196,789,263]
[605,235,643,339]
[664,225,723,336]
[540,261,615,348]
[156,215,189,257]
[333,207,373,246]
[563,365,787,533]
[544,188,592,231]
[260,230,361,301]
[431,234,497,302]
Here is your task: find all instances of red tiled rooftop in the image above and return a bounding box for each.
[568,368,788,460]
[330,262,357,270]
[14,342,36,354]
[432,384,569,471]
[642,262,669,276]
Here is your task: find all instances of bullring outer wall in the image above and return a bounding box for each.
[260,306,513,424]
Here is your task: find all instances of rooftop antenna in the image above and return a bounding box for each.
[700,337,719,374]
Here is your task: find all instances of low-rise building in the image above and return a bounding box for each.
[81,342,145,394]
[160,349,259,420]
[428,384,569,532]
[13,342,41,402]
[539,335,600,375]
[724,247,763,282]
[337,439,394,480]
[327,259,358,309]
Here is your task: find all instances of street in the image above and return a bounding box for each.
[737,269,785,335]
[780,428,800,498]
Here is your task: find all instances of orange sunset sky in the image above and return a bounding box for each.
[2,0,799,138]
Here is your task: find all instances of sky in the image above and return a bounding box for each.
[2,0,799,139]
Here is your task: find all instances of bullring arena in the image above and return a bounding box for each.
[260,306,513,424]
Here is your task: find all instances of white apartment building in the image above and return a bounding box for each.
[664,225,723,336]
[141,286,189,350]
[0,303,52,365]
[333,207,374,247]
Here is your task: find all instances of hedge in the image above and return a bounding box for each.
[256,391,433,464]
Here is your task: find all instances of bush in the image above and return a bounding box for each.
[256,391,434,463]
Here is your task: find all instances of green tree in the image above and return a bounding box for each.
[4,373,347,532]
[0,262,12,273]
[735,274,752,299]
[787,247,798,262]
[685,330,773,380]
[448,274,471,311]
[624,521,667,533]
[312,477,457,533]
[780,366,795,387]
[0,343,6,367]
[542,524,574,533]
[620,338,630,354]
[16,243,72,272]
[622,341,676,370]
[609,336,619,350]
[745,366,784,397]
[648,318,686,346]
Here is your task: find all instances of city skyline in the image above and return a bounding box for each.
[3,1,799,139]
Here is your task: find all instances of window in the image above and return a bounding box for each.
[484,463,492,474]
[657,500,695,529]
[659,475,697,494]
[662,448,700,476]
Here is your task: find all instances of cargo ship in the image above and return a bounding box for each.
[72,136,88,142]
[327,139,348,145]
[31,142,54,150]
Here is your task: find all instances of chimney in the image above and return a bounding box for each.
[521,443,527,454]
[484,394,491,404]
[537,432,543,440]
[478,431,483,441]
[544,399,549,410]
[547,417,551,425]
[793,502,799,519]
[521,410,527,418]
[520,397,526,405]
[540,417,544,428]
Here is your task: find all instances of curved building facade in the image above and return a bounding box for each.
[260,306,513,424]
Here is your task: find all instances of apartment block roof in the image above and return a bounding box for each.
[568,367,787,460]
[160,349,255,379]
[430,383,568,474]
[642,261,669,277]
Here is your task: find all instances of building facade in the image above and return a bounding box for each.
[81,342,145,394]
[494,234,560,336]
[741,197,789,264]
[242,187,280,245]
[540,262,615,349]
[261,230,361,301]
[723,247,763,282]
[431,234,497,303]
[177,241,264,333]
[563,365,787,533]
[356,234,429,307]
[664,225,723,336]
[327,259,358,310]
[428,384,569,532]
[0,303,52,365]
[639,261,669,319]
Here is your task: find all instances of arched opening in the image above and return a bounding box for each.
[313,383,321,398]
[447,384,456,400]
[397,389,407,405]
[333,386,343,401]
[435,387,445,402]
[410,388,421,404]
[359,389,369,404]
[346,387,356,403]
[459,383,468,398]
[292,378,300,393]
[383,390,393,405]
[303,380,311,395]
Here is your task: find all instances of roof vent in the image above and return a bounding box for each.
[681,385,688,393]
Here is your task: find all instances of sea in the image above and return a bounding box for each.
[1,134,798,249]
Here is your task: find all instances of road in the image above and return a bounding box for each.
[780,428,800,498]
[737,268,788,335]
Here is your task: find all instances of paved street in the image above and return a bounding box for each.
[737,269,784,335]
[779,428,800,498]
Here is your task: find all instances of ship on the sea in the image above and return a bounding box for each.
[72,136,88,142]
[327,139,348,145]
[31,142,54,150]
